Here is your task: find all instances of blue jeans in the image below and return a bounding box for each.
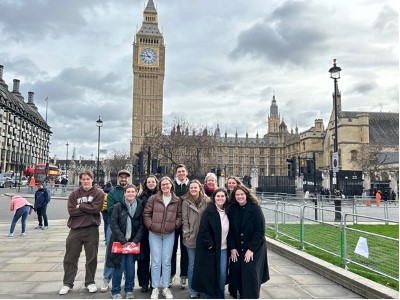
[9,205,30,234]
[204,248,227,299]
[148,231,175,289]
[112,254,136,295]
[187,247,199,297]
[103,226,114,282]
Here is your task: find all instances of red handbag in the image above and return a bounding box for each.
[111,242,140,254]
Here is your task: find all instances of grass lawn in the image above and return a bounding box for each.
[266,223,399,290]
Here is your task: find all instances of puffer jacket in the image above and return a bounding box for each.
[143,192,182,235]
[106,198,144,268]
[107,185,125,217]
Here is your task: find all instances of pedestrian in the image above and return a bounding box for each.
[101,169,131,293]
[226,176,242,199]
[29,176,35,193]
[107,184,144,299]
[375,190,382,207]
[304,190,310,199]
[203,172,218,197]
[143,176,182,299]
[59,170,104,295]
[34,183,50,230]
[227,185,270,299]
[391,190,396,201]
[171,164,189,289]
[101,181,113,241]
[6,194,34,237]
[192,188,229,299]
[137,174,159,293]
[182,179,210,298]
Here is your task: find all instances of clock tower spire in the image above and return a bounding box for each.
[131,0,165,156]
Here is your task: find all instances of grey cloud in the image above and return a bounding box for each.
[229,1,328,66]
[350,81,379,95]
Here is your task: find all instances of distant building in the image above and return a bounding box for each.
[132,1,399,194]
[0,65,51,174]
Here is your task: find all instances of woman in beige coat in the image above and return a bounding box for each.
[182,180,210,298]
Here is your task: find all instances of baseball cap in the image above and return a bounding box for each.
[118,169,131,177]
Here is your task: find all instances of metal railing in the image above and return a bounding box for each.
[262,199,399,283]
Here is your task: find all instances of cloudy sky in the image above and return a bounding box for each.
[0,0,398,161]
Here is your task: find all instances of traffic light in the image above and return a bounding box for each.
[211,167,215,173]
[151,159,158,174]
[287,157,296,178]
[216,169,221,177]
[306,159,314,174]
[138,151,144,175]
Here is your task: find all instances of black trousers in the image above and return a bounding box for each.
[137,229,151,287]
[171,226,188,278]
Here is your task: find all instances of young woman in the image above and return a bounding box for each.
[192,188,229,299]
[203,172,218,197]
[182,180,210,298]
[7,194,34,237]
[225,176,242,198]
[107,184,144,299]
[228,185,269,299]
[143,176,182,299]
[137,175,159,293]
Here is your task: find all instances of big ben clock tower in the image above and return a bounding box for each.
[131,0,165,156]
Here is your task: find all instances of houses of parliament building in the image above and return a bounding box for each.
[131,0,399,194]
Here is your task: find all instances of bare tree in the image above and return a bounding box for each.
[142,119,217,177]
[359,145,390,181]
[106,149,131,174]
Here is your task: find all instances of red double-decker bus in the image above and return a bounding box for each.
[33,163,61,184]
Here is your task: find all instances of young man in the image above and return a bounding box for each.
[59,170,104,295]
[101,169,131,293]
[171,164,189,289]
[34,183,50,230]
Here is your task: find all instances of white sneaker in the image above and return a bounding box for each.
[6,233,13,237]
[151,287,159,299]
[100,281,109,292]
[112,293,122,299]
[87,283,97,293]
[126,291,134,299]
[162,288,173,299]
[20,232,26,236]
[59,285,71,295]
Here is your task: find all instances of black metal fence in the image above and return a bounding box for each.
[257,176,295,194]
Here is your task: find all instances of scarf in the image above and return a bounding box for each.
[124,198,137,241]
[204,183,216,197]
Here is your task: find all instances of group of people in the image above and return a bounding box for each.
[6,182,50,237]
[58,165,269,299]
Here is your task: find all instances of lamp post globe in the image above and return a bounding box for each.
[96,116,103,184]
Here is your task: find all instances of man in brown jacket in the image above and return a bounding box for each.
[59,170,104,295]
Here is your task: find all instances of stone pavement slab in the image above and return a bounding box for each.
[0,218,387,299]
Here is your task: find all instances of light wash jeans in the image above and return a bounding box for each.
[103,226,114,283]
[112,254,136,295]
[148,231,175,289]
[204,248,227,299]
[187,247,200,297]
[9,205,30,234]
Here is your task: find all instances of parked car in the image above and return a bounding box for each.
[0,176,13,188]
[14,176,28,186]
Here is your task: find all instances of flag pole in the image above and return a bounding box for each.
[45,96,48,122]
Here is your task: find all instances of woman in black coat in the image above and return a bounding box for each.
[106,184,144,299]
[192,188,229,299]
[136,175,158,292]
[227,185,269,299]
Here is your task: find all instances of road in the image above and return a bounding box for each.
[0,187,69,222]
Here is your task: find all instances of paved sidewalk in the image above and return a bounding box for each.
[0,219,367,299]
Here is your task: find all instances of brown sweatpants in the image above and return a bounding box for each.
[62,226,99,288]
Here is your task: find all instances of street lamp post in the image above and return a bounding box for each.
[96,116,103,184]
[329,58,342,221]
[65,142,69,178]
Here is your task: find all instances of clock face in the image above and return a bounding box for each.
[140,48,157,65]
